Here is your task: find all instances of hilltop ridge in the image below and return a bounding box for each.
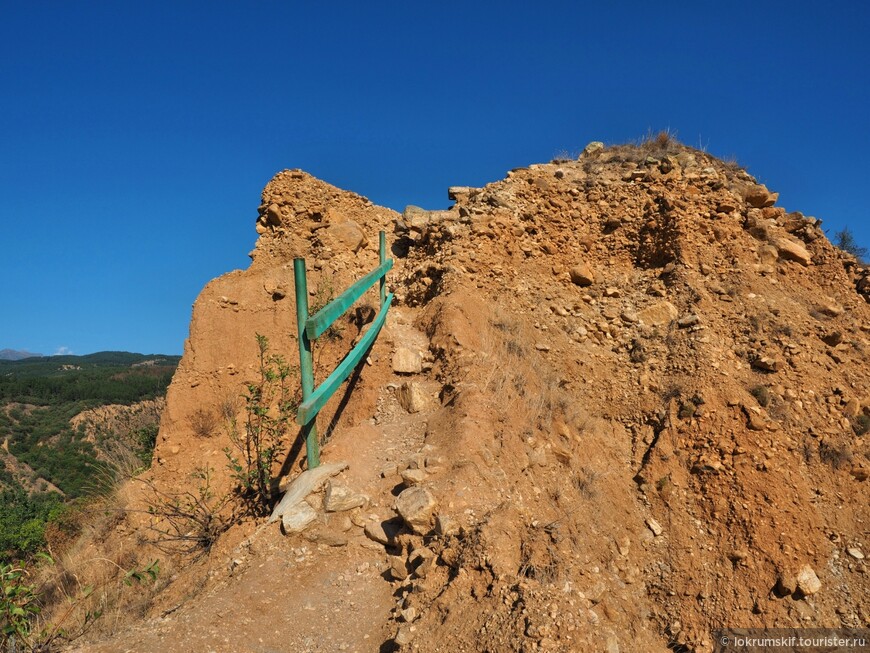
[61,137,868,653]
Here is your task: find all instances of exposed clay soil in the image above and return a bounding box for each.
[62,139,869,653]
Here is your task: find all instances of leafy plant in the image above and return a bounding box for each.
[0,558,43,649]
[224,335,298,514]
[123,560,160,586]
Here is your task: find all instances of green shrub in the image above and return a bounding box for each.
[0,558,43,648]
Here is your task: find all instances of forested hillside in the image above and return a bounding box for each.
[0,353,179,558]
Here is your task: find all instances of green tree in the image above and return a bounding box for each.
[835,227,868,262]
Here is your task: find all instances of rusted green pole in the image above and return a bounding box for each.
[379,231,386,307]
[293,257,319,468]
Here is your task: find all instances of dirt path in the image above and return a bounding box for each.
[71,308,436,653]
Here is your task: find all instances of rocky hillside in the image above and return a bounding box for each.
[69,137,868,653]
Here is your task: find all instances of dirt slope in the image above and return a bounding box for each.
[67,139,868,653]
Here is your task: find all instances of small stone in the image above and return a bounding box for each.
[758,244,779,265]
[389,555,409,581]
[843,399,861,418]
[677,314,700,328]
[796,565,822,596]
[435,514,458,537]
[266,203,283,226]
[604,287,621,298]
[847,547,865,560]
[309,530,348,547]
[364,517,403,546]
[400,468,427,486]
[395,486,437,534]
[569,262,595,286]
[616,536,631,556]
[582,141,604,158]
[394,624,417,646]
[400,607,417,622]
[281,502,318,534]
[818,299,845,317]
[752,356,782,373]
[637,301,678,327]
[396,381,428,413]
[324,481,367,512]
[646,517,663,537]
[535,343,551,351]
[392,347,422,374]
[775,570,797,596]
[744,184,777,208]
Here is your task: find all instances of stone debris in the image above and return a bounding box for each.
[400,468,427,486]
[646,517,664,537]
[395,486,437,534]
[392,347,423,374]
[637,301,678,327]
[846,547,865,560]
[364,517,403,546]
[568,262,595,286]
[796,564,822,596]
[281,502,318,534]
[396,381,428,413]
[324,481,367,512]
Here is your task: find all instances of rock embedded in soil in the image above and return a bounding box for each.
[395,486,437,534]
[392,347,423,374]
[281,502,318,534]
[796,565,822,596]
[324,481,367,512]
[400,468,427,486]
[364,517,404,546]
[637,301,678,327]
[646,517,664,537]
[396,381,428,413]
[770,235,812,266]
[568,262,595,286]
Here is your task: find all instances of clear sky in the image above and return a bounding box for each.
[1,1,868,356]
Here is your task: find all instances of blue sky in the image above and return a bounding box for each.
[1,1,868,356]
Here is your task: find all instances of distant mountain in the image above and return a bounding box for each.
[0,348,43,360]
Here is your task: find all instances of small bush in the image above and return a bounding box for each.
[834,227,868,262]
[819,441,852,469]
[141,467,230,559]
[750,385,770,407]
[188,408,218,438]
[854,414,870,436]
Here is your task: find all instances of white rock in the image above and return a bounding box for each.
[392,347,422,374]
[396,381,428,413]
[796,564,822,595]
[281,502,318,534]
[324,481,367,512]
[395,486,437,534]
[646,517,664,537]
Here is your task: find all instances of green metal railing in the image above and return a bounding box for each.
[293,231,393,468]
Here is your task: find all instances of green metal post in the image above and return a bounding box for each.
[293,257,319,468]
[379,231,386,307]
